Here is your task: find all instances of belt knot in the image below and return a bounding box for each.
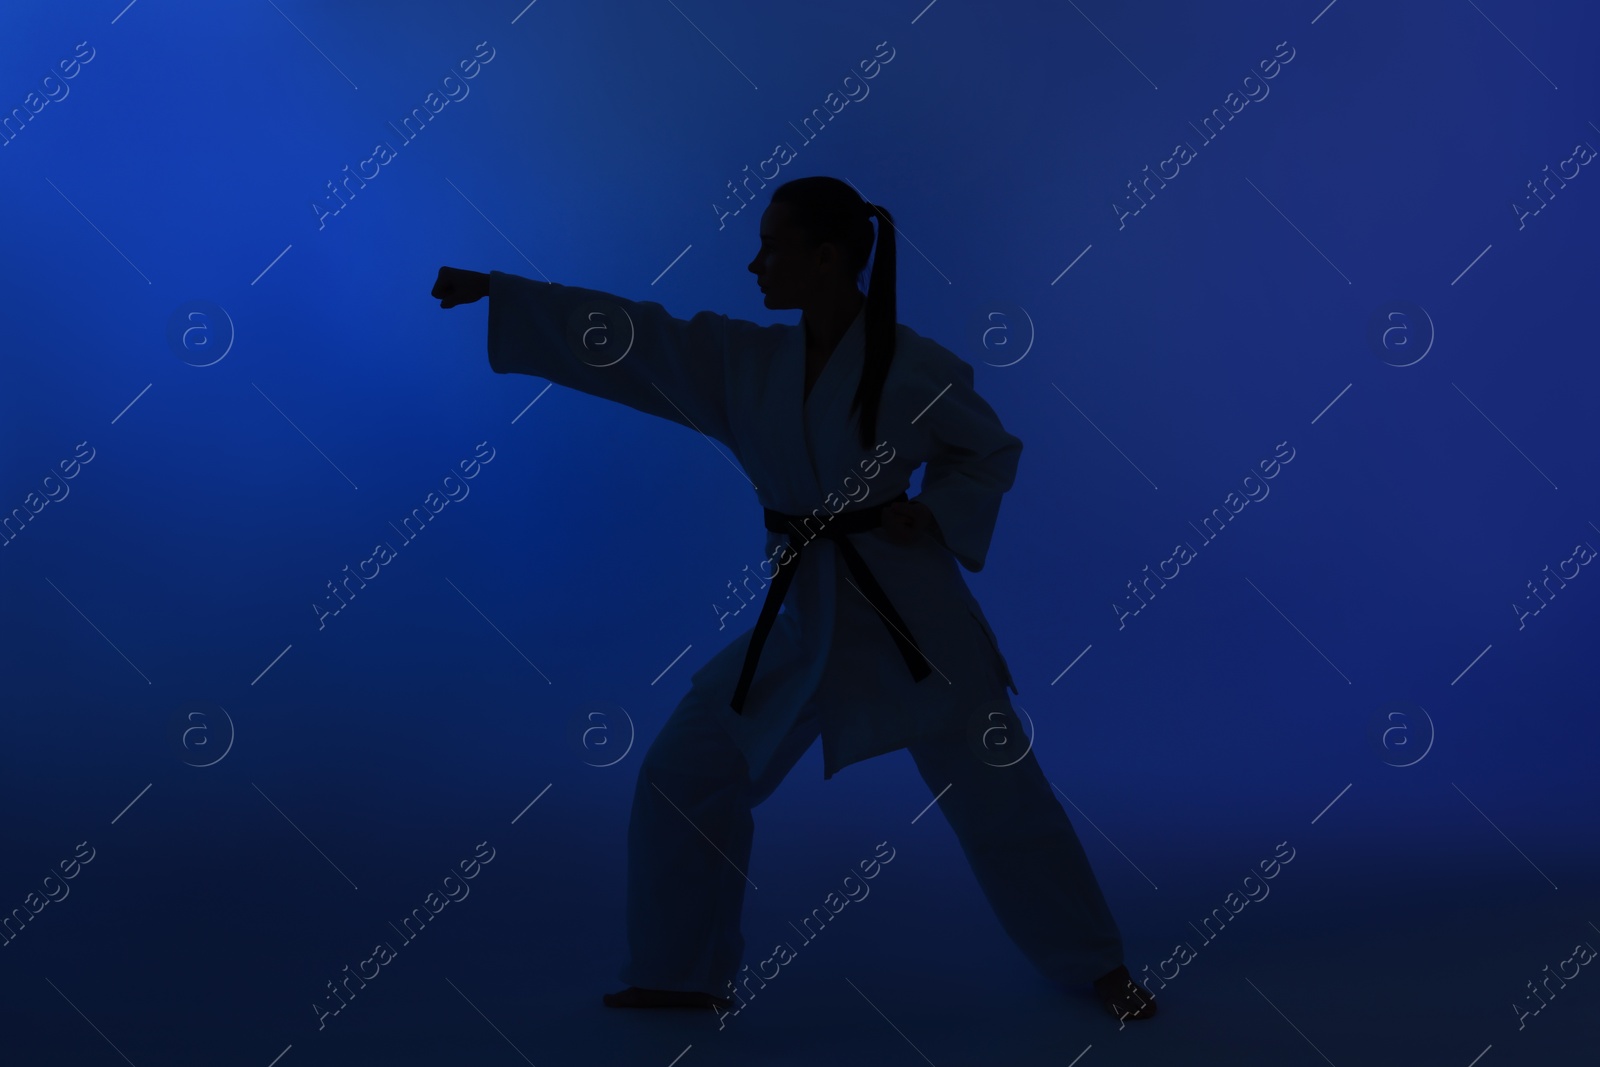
[730,490,931,713]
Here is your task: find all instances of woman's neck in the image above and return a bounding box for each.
[802,288,865,355]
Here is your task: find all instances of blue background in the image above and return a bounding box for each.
[1,1,1595,1063]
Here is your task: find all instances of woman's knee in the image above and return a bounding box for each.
[639,718,744,789]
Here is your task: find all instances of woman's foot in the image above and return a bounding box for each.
[1093,965,1158,1022]
[602,986,734,1011]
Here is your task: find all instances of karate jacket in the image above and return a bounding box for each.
[485,271,1021,780]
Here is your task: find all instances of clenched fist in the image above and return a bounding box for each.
[433,266,490,308]
[881,498,939,546]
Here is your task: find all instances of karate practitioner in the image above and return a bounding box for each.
[432,176,1157,1024]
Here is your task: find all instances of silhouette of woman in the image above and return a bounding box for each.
[432,176,1157,1024]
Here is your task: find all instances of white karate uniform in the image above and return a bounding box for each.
[485,271,1125,996]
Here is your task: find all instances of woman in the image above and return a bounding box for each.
[432,176,1156,1024]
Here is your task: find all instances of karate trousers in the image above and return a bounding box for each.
[616,686,1126,999]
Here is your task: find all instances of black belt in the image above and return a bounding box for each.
[730,490,931,713]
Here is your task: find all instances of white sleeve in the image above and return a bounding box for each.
[910,342,1023,573]
[486,270,771,448]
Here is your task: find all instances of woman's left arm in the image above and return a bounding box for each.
[906,343,1023,572]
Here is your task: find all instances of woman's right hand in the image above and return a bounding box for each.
[880,498,936,545]
[432,266,490,308]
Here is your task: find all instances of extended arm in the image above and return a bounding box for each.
[434,266,771,449]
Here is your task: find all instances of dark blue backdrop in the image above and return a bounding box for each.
[2,2,1595,1064]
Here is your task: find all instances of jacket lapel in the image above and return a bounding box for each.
[800,306,868,496]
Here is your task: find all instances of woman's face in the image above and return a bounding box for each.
[747,202,832,310]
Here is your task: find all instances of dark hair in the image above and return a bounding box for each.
[768,176,896,451]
